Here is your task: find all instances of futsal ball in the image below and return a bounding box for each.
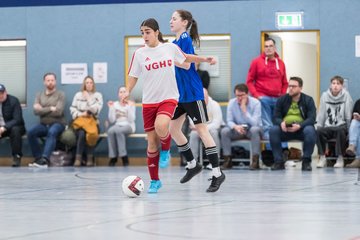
[122,175,145,198]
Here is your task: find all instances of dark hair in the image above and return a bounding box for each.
[140,18,167,43]
[43,72,56,80]
[330,75,344,85]
[234,83,248,94]
[176,10,200,47]
[289,76,303,87]
[264,37,276,45]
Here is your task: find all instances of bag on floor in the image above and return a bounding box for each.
[49,150,73,167]
[288,147,302,160]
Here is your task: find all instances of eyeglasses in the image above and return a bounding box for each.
[288,85,299,88]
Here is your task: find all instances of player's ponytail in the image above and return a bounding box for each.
[176,10,200,47]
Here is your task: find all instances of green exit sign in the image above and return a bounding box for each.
[276,12,304,29]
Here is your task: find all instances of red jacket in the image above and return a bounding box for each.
[246,52,288,98]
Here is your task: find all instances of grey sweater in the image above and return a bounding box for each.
[316,88,353,128]
[34,90,66,125]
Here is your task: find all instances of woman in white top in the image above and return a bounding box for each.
[107,86,136,166]
[124,18,215,194]
[70,76,103,167]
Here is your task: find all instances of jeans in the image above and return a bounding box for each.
[27,123,65,159]
[348,119,360,157]
[259,96,278,139]
[260,96,287,149]
[270,125,316,163]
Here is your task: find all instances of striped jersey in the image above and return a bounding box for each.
[173,32,204,103]
[128,42,186,104]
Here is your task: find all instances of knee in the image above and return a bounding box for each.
[221,127,231,138]
[269,125,281,135]
[249,126,261,135]
[107,126,116,135]
[154,123,168,137]
[9,126,22,137]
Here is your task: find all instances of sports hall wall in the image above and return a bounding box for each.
[0,0,359,156]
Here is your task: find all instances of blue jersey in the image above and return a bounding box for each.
[173,32,204,103]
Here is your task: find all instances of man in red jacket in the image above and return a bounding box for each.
[246,37,288,140]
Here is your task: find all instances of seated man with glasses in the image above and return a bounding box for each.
[269,77,317,171]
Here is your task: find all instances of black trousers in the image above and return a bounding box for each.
[0,125,26,157]
[316,125,347,156]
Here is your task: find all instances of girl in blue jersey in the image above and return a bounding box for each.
[169,10,225,192]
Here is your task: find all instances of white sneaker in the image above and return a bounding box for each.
[334,156,344,168]
[317,155,327,168]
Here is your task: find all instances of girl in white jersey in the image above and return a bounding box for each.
[124,18,215,193]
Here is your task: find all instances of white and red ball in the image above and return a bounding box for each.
[122,175,144,197]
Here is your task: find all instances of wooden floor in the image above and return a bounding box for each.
[0,162,360,240]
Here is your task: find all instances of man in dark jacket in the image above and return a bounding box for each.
[269,77,317,171]
[0,84,26,167]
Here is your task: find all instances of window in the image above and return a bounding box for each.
[124,34,231,103]
[0,40,27,105]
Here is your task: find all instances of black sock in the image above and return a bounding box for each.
[205,146,219,168]
[177,142,194,162]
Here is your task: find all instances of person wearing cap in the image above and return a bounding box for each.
[0,83,26,167]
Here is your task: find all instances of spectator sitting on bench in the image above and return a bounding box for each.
[220,83,262,170]
[70,76,103,167]
[27,73,66,168]
[316,75,353,168]
[189,88,223,169]
[269,76,317,171]
[107,86,136,167]
[345,98,360,168]
[0,84,26,167]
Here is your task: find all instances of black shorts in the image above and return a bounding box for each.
[172,100,209,125]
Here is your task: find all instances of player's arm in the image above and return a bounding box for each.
[184,54,216,65]
[175,61,191,70]
[123,76,138,103]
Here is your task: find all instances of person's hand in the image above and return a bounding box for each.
[287,123,301,133]
[353,112,360,121]
[280,121,288,132]
[127,100,135,106]
[206,57,216,65]
[122,90,130,104]
[107,101,114,107]
[50,106,56,112]
[82,91,90,100]
[240,98,247,113]
[33,103,42,111]
[234,125,246,135]
[0,126,6,136]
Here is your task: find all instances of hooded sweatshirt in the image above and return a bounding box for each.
[316,88,353,128]
[246,52,288,98]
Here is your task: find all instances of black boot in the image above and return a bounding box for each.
[122,156,129,166]
[221,156,233,170]
[108,157,117,166]
[12,155,21,167]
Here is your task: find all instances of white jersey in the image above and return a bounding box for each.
[128,42,186,104]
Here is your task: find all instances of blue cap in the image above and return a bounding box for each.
[0,84,6,92]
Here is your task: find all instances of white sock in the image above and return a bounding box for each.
[187,159,196,169]
[212,167,221,178]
